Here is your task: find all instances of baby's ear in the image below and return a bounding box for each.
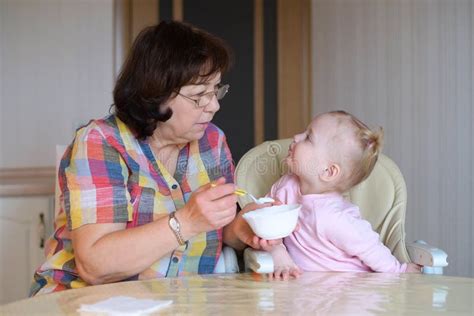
[319,163,341,182]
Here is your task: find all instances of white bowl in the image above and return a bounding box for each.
[242,204,301,240]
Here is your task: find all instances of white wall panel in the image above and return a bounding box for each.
[0,0,115,168]
[312,0,473,277]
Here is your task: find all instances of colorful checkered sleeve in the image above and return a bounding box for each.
[63,125,133,230]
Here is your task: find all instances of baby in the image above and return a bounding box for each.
[268,111,421,279]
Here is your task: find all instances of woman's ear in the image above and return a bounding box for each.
[319,164,341,182]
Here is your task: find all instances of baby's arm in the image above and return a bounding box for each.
[326,211,417,273]
[405,263,422,273]
[268,244,302,280]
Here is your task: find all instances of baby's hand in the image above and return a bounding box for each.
[405,263,423,273]
[271,198,284,206]
[272,263,302,280]
[268,245,302,280]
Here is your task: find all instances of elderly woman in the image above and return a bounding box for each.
[30,21,275,296]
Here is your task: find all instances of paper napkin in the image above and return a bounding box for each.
[78,296,173,315]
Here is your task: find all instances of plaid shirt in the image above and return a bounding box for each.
[30,115,234,296]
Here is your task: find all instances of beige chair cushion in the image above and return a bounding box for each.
[235,139,410,262]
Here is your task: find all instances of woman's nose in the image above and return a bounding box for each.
[204,95,220,113]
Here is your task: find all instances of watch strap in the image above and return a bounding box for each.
[168,211,186,245]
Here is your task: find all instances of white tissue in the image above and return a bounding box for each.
[78,296,172,316]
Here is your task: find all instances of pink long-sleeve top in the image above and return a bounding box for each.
[268,174,407,273]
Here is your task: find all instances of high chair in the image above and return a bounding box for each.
[234,139,448,275]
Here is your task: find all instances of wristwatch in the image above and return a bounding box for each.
[168,211,186,246]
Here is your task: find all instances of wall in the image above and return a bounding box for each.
[312,0,473,277]
[0,0,282,167]
[0,0,115,168]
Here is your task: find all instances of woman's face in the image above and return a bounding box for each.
[157,73,222,144]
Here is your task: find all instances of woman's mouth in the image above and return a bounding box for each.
[197,122,210,128]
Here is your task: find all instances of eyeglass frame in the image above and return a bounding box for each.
[176,84,230,109]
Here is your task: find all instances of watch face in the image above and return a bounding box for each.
[170,217,179,230]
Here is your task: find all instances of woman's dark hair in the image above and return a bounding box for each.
[113,20,232,139]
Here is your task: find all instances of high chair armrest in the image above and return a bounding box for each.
[214,246,240,273]
[215,247,275,274]
[243,248,274,273]
[406,240,448,275]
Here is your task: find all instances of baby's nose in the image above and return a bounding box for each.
[294,132,304,142]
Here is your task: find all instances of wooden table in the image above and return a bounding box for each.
[1,272,473,315]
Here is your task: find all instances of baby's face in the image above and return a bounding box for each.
[286,114,339,177]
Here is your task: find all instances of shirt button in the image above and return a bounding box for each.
[172,257,179,263]
[171,184,178,190]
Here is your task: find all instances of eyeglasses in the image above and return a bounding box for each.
[176,84,230,109]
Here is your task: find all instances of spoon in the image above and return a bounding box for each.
[210,183,274,204]
[234,188,274,205]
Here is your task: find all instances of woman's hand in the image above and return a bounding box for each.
[178,177,238,240]
[224,201,284,251]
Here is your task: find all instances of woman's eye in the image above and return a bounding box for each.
[194,91,206,97]
[195,88,214,97]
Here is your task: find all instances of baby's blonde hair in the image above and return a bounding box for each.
[328,111,384,192]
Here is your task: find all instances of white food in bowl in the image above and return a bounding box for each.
[255,197,275,204]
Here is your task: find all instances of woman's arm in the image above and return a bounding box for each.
[72,178,237,285]
[72,217,179,284]
[222,211,249,251]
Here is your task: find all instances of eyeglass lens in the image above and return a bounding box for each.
[197,84,229,107]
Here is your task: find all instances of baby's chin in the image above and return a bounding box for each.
[285,158,298,175]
